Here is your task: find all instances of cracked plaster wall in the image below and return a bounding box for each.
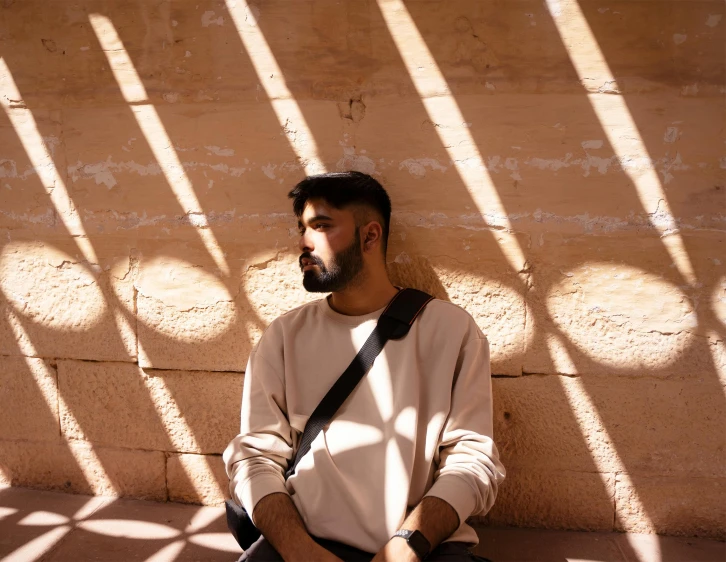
[0,0,724,540]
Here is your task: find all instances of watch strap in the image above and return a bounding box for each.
[394,529,431,559]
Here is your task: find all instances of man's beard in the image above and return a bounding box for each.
[300,231,364,293]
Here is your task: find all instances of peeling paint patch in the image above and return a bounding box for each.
[261,164,277,179]
[706,14,722,27]
[205,145,235,157]
[581,140,603,150]
[398,158,447,177]
[663,127,679,144]
[673,34,688,45]
[201,10,224,27]
[337,146,377,175]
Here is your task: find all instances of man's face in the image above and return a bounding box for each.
[297,199,364,293]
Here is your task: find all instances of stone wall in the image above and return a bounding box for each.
[0,0,724,540]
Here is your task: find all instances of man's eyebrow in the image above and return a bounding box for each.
[304,214,334,224]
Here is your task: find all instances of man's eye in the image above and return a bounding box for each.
[314,224,329,230]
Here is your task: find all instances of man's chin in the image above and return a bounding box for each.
[302,273,331,293]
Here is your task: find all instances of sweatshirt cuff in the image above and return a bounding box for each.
[235,472,289,525]
[424,474,477,527]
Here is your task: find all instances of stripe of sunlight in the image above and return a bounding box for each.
[543,0,696,286]
[4,309,118,496]
[0,58,97,265]
[224,0,325,175]
[546,332,654,546]
[375,0,526,273]
[88,14,230,276]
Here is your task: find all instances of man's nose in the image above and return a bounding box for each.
[298,232,313,253]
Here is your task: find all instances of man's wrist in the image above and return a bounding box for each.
[392,529,431,560]
[386,536,423,562]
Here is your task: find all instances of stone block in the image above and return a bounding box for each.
[493,376,606,473]
[147,369,243,454]
[0,356,59,442]
[524,233,725,379]
[483,468,615,531]
[137,245,317,372]
[615,475,726,540]
[167,454,228,506]
[58,360,170,451]
[494,375,726,479]
[0,440,165,501]
[0,240,136,362]
[58,360,243,454]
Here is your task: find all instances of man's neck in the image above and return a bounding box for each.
[328,272,399,317]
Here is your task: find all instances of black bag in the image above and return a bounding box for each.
[226,288,434,550]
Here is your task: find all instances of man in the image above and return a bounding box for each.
[224,171,505,561]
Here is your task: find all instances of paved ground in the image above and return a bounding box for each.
[0,487,723,562]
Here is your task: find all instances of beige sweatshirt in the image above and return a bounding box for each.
[223,296,505,553]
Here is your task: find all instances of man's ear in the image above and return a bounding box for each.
[362,221,382,252]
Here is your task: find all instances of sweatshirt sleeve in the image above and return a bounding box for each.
[223,348,292,523]
[424,335,506,526]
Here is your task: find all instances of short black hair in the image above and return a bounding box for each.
[288,171,392,256]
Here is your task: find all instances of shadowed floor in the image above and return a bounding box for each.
[0,487,723,562]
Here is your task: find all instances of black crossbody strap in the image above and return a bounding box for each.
[284,288,433,479]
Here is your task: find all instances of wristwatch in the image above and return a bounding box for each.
[393,529,431,559]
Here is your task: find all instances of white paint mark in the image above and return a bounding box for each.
[398,157,447,177]
[706,14,722,27]
[185,50,192,58]
[261,163,276,179]
[172,19,179,27]
[673,34,688,45]
[84,162,118,188]
[681,83,699,96]
[89,14,230,276]
[162,92,180,103]
[597,7,609,14]
[485,82,495,91]
[80,46,90,51]
[393,252,412,265]
[337,145,377,175]
[205,145,235,157]
[581,140,603,149]
[663,126,679,144]
[201,10,224,27]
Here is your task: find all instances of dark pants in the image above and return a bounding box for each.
[238,535,491,562]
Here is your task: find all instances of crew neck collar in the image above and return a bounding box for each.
[318,295,387,326]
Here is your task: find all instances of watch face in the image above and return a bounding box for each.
[408,530,430,558]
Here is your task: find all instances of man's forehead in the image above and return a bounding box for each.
[300,200,348,222]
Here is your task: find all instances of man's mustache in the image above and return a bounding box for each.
[299,253,325,271]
